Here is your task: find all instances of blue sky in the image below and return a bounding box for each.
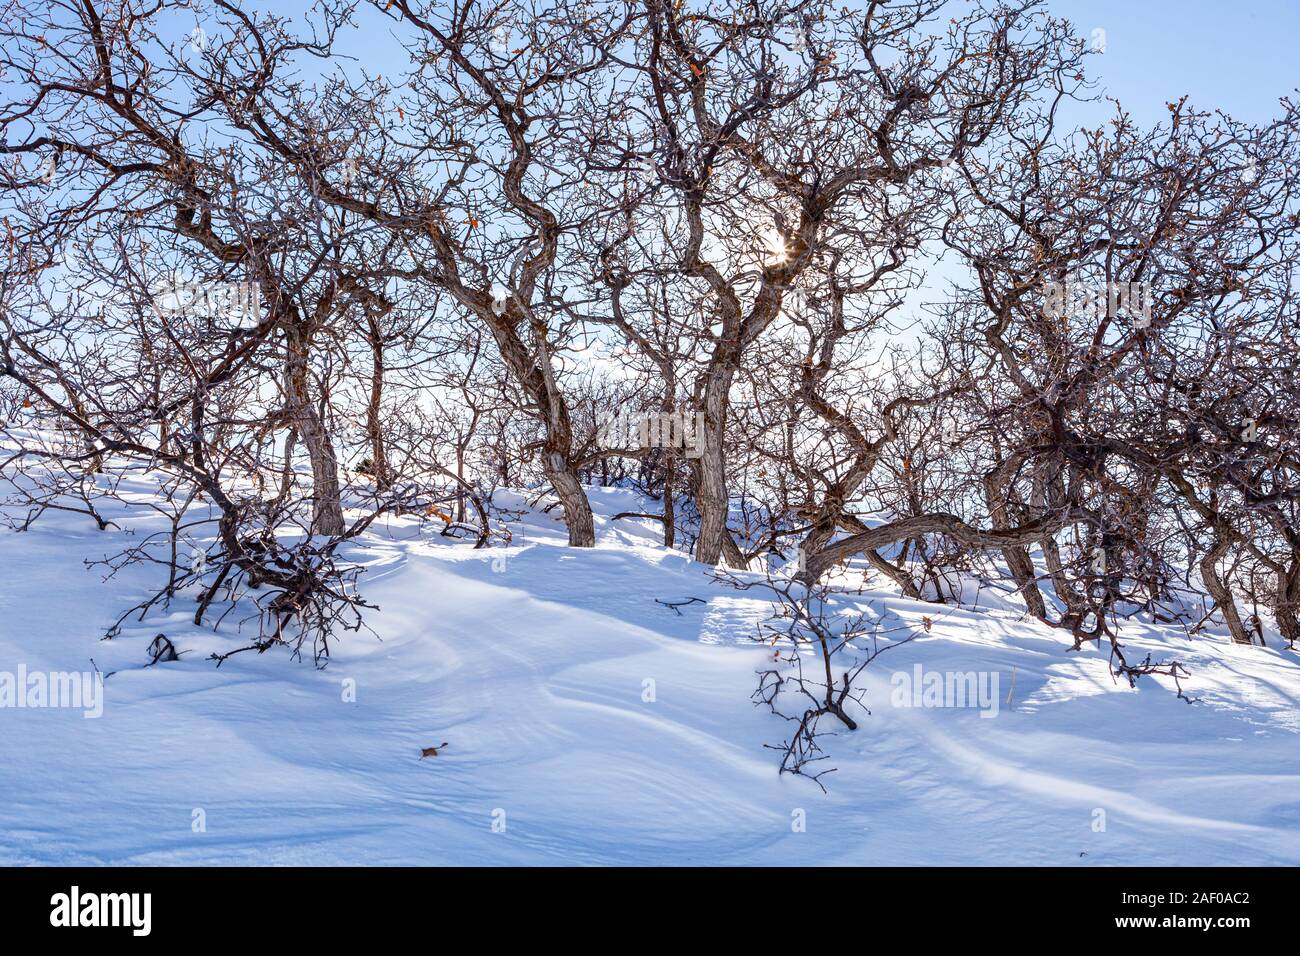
[1048,0,1298,126]
[328,1,1298,127]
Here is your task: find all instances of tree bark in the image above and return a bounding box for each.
[363,312,391,491]
[984,456,1049,622]
[693,373,744,565]
[284,318,345,536]
[1200,530,1252,645]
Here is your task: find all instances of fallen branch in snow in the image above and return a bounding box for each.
[726,569,919,791]
[612,511,665,523]
[1109,649,1195,704]
[146,634,178,666]
[654,596,705,615]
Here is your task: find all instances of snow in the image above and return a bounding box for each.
[2,480,1299,865]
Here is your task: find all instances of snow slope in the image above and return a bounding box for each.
[1,482,1299,865]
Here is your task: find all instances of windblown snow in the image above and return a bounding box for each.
[2,482,1299,866]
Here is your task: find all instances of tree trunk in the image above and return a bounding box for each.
[1201,531,1252,645]
[547,447,595,547]
[455,444,466,523]
[663,461,676,549]
[476,309,595,547]
[984,458,1048,622]
[285,320,345,537]
[1277,560,1300,647]
[363,313,391,491]
[276,427,298,506]
[694,375,739,566]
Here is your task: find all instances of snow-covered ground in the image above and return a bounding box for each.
[2,480,1299,865]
